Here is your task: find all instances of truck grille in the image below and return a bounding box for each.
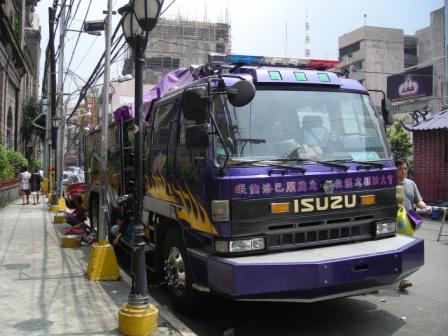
[266,218,372,250]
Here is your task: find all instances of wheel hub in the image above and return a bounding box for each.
[164,246,186,296]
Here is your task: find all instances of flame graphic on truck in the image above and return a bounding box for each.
[146,174,218,235]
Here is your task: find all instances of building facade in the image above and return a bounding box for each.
[338,26,408,111]
[390,8,445,119]
[338,8,445,121]
[0,0,41,152]
[123,17,231,84]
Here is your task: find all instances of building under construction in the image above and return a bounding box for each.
[123,17,231,84]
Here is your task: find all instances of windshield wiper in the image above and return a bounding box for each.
[295,159,348,171]
[235,138,266,144]
[230,158,307,173]
[230,158,349,172]
[330,159,384,169]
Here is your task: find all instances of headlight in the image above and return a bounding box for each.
[230,240,252,252]
[211,200,229,221]
[215,237,266,253]
[376,221,396,236]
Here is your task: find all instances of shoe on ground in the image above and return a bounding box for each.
[399,279,413,291]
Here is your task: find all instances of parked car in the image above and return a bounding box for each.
[66,166,83,174]
[64,174,87,208]
[62,171,74,187]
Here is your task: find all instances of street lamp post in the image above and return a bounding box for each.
[118,1,163,334]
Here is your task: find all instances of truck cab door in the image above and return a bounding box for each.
[148,102,177,199]
[165,103,180,195]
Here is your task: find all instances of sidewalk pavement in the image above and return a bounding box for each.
[0,198,191,336]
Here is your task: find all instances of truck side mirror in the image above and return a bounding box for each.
[185,124,210,151]
[227,80,256,107]
[183,86,209,121]
[381,98,391,125]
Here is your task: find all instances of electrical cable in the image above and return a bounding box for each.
[161,0,177,15]
[65,0,178,122]
[40,0,63,98]
[72,36,99,72]
[64,39,128,154]
[63,0,94,85]
[66,23,123,122]
[65,0,82,31]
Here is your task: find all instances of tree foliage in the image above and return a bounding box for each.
[20,96,39,161]
[386,118,413,160]
[0,145,28,180]
[0,146,13,180]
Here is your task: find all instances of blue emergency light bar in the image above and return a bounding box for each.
[225,54,264,64]
[209,53,340,70]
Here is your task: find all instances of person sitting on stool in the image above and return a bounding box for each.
[65,197,86,226]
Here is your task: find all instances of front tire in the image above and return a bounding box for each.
[163,228,204,314]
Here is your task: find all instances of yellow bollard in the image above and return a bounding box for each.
[53,213,67,224]
[118,303,159,336]
[86,240,120,281]
[41,178,49,194]
[60,235,81,248]
[49,197,67,212]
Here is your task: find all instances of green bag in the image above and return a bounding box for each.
[397,206,415,236]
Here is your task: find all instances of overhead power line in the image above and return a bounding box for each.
[66,22,122,122]
[73,36,99,72]
[65,0,82,31]
[65,0,177,121]
[63,0,94,85]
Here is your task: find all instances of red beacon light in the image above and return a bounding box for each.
[307,59,340,70]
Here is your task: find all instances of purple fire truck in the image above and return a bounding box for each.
[85,54,424,313]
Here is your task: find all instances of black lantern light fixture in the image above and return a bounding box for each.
[52,114,61,129]
[118,4,143,44]
[133,0,163,32]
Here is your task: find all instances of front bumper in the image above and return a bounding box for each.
[201,235,423,302]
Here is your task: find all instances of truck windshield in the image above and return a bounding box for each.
[212,89,390,164]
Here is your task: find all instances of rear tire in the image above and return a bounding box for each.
[163,228,205,314]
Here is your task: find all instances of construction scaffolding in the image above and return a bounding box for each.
[123,14,231,84]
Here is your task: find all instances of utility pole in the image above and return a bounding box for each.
[49,7,57,197]
[98,0,112,244]
[86,0,119,283]
[55,3,66,204]
[43,10,54,182]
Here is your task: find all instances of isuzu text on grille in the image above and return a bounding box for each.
[293,195,357,213]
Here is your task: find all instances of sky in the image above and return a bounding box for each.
[35,0,444,99]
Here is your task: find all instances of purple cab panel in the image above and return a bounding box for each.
[198,235,423,301]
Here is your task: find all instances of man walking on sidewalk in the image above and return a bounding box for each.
[395,158,432,291]
[31,168,42,205]
[19,167,32,205]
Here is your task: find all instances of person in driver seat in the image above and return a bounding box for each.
[300,115,330,159]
